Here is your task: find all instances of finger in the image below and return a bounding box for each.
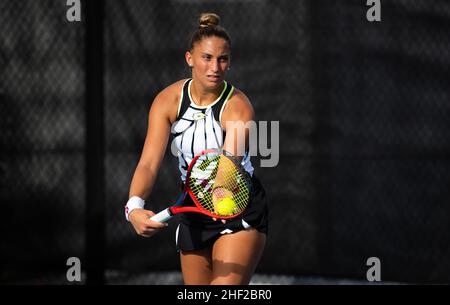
[212,217,217,221]
[138,230,153,237]
[144,210,158,218]
[221,219,226,224]
[146,219,168,228]
[140,227,159,237]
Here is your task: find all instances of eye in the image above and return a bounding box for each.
[203,55,212,61]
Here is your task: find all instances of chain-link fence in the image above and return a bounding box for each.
[1,0,449,284]
[1,0,86,283]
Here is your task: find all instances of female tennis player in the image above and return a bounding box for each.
[125,13,268,285]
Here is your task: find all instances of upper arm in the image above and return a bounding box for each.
[221,90,255,158]
[137,85,179,172]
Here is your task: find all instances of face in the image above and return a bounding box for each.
[186,36,231,90]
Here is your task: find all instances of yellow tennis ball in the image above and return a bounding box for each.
[216,197,237,216]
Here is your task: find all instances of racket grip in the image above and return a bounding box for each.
[150,208,173,223]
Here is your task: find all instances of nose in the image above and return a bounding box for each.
[210,59,220,72]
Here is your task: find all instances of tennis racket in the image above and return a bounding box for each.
[150,148,252,222]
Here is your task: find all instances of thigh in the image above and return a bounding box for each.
[210,229,266,285]
[180,246,213,285]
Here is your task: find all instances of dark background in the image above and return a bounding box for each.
[1,0,449,284]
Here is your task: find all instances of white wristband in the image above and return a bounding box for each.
[125,196,146,221]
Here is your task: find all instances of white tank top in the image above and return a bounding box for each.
[171,79,254,181]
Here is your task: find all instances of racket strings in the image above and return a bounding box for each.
[188,152,250,216]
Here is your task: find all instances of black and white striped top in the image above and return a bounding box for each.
[171,79,253,181]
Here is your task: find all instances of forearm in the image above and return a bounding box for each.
[129,164,158,200]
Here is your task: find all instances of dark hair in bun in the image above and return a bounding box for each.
[189,13,231,50]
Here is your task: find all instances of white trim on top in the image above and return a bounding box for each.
[176,79,191,118]
[219,85,235,124]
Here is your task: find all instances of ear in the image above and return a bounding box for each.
[185,51,193,68]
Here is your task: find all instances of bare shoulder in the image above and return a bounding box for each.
[151,79,188,123]
[229,88,252,106]
[221,88,255,123]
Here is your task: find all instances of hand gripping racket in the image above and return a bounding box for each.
[150,148,252,222]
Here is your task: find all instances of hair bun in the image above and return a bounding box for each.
[199,13,220,29]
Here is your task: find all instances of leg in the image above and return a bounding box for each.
[180,246,213,285]
[210,228,266,285]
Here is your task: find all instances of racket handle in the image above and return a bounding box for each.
[150,208,173,223]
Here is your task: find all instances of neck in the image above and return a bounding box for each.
[190,79,224,106]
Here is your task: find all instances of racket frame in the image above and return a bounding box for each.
[151,148,251,222]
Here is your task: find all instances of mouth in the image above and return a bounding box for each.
[207,75,222,82]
